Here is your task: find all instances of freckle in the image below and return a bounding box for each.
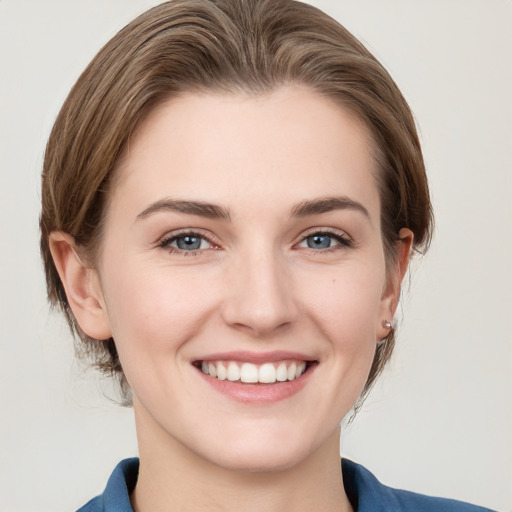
[332,279,336,284]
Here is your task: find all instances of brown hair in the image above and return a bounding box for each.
[40,0,433,405]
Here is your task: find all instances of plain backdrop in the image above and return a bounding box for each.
[1,1,511,511]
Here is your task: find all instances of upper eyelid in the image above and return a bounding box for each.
[298,227,351,241]
[158,228,217,245]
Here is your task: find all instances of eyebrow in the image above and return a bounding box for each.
[290,196,371,221]
[136,198,231,221]
[136,195,370,223]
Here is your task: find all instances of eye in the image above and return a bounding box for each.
[297,231,351,250]
[159,231,216,254]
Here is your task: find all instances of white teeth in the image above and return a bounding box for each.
[259,363,277,383]
[240,363,259,383]
[287,362,297,381]
[200,360,310,384]
[227,361,240,381]
[216,362,227,380]
[296,362,306,378]
[276,362,288,382]
[208,363,217,378]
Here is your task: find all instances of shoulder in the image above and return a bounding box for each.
[342,459,496,512]
[76,458,139,512]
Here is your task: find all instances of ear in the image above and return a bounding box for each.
[49,232,112,340]
[377,228,414,340]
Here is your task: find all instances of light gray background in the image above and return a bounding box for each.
[1,1,511,511]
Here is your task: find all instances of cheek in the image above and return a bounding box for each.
[99,260,216,368]
[288,266,384,417]
[298,262,385,395]
[299,263,385,340]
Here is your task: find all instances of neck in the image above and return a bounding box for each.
[131,407,352,512]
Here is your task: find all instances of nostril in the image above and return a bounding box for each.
[220,268,299,336]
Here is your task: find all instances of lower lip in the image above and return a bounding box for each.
[196,365,315,404]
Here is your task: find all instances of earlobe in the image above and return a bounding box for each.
[377,228,414,340]
[49,232,112,340]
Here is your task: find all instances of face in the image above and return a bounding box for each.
[83,86,402,472]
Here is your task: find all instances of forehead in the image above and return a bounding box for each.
[111,85,380,220]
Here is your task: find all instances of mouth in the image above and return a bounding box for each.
[193,359,316,384]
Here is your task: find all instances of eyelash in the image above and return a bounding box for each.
[297,229,353,254]
[158,229,353,256]
[158,230,218,256]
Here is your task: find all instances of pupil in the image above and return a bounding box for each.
[177,236,200,250]
[308,235,331,249]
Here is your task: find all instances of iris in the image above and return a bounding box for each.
[307,234,333,249]
[176,235,202,250]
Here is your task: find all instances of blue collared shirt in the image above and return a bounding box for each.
[77,458,496,511]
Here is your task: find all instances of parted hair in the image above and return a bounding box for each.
[40,0,433,406]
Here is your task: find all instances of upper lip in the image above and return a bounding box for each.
[193,350,317,364]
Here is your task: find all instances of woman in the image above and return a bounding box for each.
[39,1,497,511]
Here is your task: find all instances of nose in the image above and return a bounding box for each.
[221,249,299,337]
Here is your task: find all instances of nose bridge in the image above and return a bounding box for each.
[222,242,298,336]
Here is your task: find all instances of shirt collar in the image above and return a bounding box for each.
[343,458,400,511]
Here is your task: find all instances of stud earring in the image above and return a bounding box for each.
[382,319,392,330]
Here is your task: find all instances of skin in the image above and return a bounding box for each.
[50,86,412,512]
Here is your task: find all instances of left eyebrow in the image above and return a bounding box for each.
[290,196,371,222]
[136,198,231,221]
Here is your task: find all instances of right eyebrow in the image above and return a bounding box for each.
[136,198,231,221]
[290,196,371,222]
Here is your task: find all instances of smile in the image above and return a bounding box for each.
[199,360,309,384]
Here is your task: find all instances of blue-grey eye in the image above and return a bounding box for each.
[307,234,333,249]
[177,236,201,250]
[171,235,211,251]
[298,232,345,250]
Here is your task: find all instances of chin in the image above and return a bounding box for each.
[209,446,309,474]
[193,425,325,475]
